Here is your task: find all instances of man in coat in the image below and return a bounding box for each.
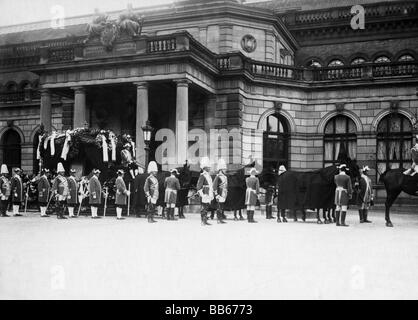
[357,166,373,223]
[334,164,353,227]
[197,157,214,226]
[10,168,23,217]
[164,169,180,221]
[213,159,228,224]
[0,164,11,217]
[144,161,159,223]
[115,169,130,220]
[67,169,78,218]
[37,168,51,217]
[52,163,69,220]
[89,169,102,219]
[245,168,260,223]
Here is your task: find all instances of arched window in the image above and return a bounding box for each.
[308,60,322,68]
[376,113,413,180]
[351,57,366,65]
[262,113,290,170]
[324,115,357,167]
[328,59,344,67]
[0,129,22,170]
[374,56,391,63]
[398,54,414,62]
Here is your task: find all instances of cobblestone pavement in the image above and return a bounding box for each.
[1,209,417,300]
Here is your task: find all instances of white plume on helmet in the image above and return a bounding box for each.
[217,159,227,171]
[57,162,65,173]
[147,161,158,173]
[200,157,211,170]
[0,164,8,174]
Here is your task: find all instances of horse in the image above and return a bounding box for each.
[379,168,418,227]
[262,159,360,223]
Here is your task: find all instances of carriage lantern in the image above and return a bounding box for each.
[142,120,154,165]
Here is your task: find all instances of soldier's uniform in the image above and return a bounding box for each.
[37,170,50,217]
[334,165,353,227]
[197,157,214,226]
[52,163,69,220]
[10,168,23,216]
[89,169,102,219]
[115,170,130,220]
[213,159,228,224]
[67,170,78,218]
[164,169,180,221]
[276,165,287,223]
[357,166,373,223]
[144,161,159,223]
[245,168,260,223]
[0,164,11,217]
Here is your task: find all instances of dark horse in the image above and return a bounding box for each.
[263,159,360,223]
[380,168,418,227]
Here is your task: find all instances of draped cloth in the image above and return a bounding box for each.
[50,132,57,156]
[110,135,117,161]
[101,135,109,163]
[36,135,43,160]
[61,131,72,160]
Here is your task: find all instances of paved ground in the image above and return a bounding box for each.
[1,208,418,300]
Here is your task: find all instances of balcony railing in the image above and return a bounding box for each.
[0,90,40,103]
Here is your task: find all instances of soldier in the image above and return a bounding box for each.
[37,168,51,218]
[164,169,180,221]
[358,166,373,223]
[67,169,78,218]
[334,164,353,227]
[277,165,287,223]
[52,163,69,220]
[144,161,159,223]
[264,166,276,220]
[213,159,228,224]
[245,168,260,223]
[89,169,102,219]
[0,164,11,217]
[10,168,23,217]
[197,157,214,226]
[115,169,130,220]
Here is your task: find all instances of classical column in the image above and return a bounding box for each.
[175,79,191,165]
[135,82,149,167]
[40,89,52,133]
[72,86,87,129]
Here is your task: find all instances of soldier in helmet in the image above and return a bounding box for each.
[213,159,228,224]
[0,164,11,217]
[334,164,353,227]
[52,163,69,220]
[115,169,130,220]
[144,161,159,223]
[245,168,260,223]
[10,168,23,217]
[277,165,288,223]
[67,169,78,218]
[164,169,180,221]
[89,169,102,219]
[197,157,214,226]
[37,168,51,218]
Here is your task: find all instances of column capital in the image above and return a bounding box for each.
[71,86,86,94]
[174,79,192,87]
[134,81,149,89]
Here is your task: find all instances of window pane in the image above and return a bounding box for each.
[389,116,401,132]
[348,120,356,133]
[377,140,386,160]
[377,119,387,133]
[268,116,278,133]
[325,120,334,134]
[403,117,412,132]
[374,56,391,63]
[328,60,344,67]
[324,142,333,161]
[398,55,414,62]
[351,58,366,65]
[335,117,346,134]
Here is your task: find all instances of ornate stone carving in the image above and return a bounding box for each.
[241,34,257,53]
[118,4,145,37]
[336,103,345,113]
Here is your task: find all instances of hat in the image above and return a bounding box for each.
[249,168,258,176]
[147,161,158,174]
[93,169,101,175]
[70,169,76,174]
[171,168,179,175]
[14,168,21,173]
[41,168,50,174]
[117,169,124,175]
[278,165,287,174]
[338,164,347,170]
[217,159,227,171]
[57,162,65,173]
[1,164,8,174]
[200,157,211,170]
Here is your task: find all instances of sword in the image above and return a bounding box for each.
[127,184,131,217]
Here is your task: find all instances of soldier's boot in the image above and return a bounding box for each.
[266,206,271,219]
[210,212,215,220]
[363,210,372,223]
[239,211,245,221]
[341,211,349,227]
[252,211,258,223]
[171,208,177,221]
[281,210,288,223]
[162,207,168,220]
[233,211,238,221]
[270,207,276,219]
[201,213,211,226]
[336,211,341,226]
[217,210,226,224]
[179,207,186,219]
[148,213,157,223]
[359,209,365,223]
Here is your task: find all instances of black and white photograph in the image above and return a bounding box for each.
[0,0,418,304]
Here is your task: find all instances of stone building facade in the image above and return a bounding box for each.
[0,0,417,201]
